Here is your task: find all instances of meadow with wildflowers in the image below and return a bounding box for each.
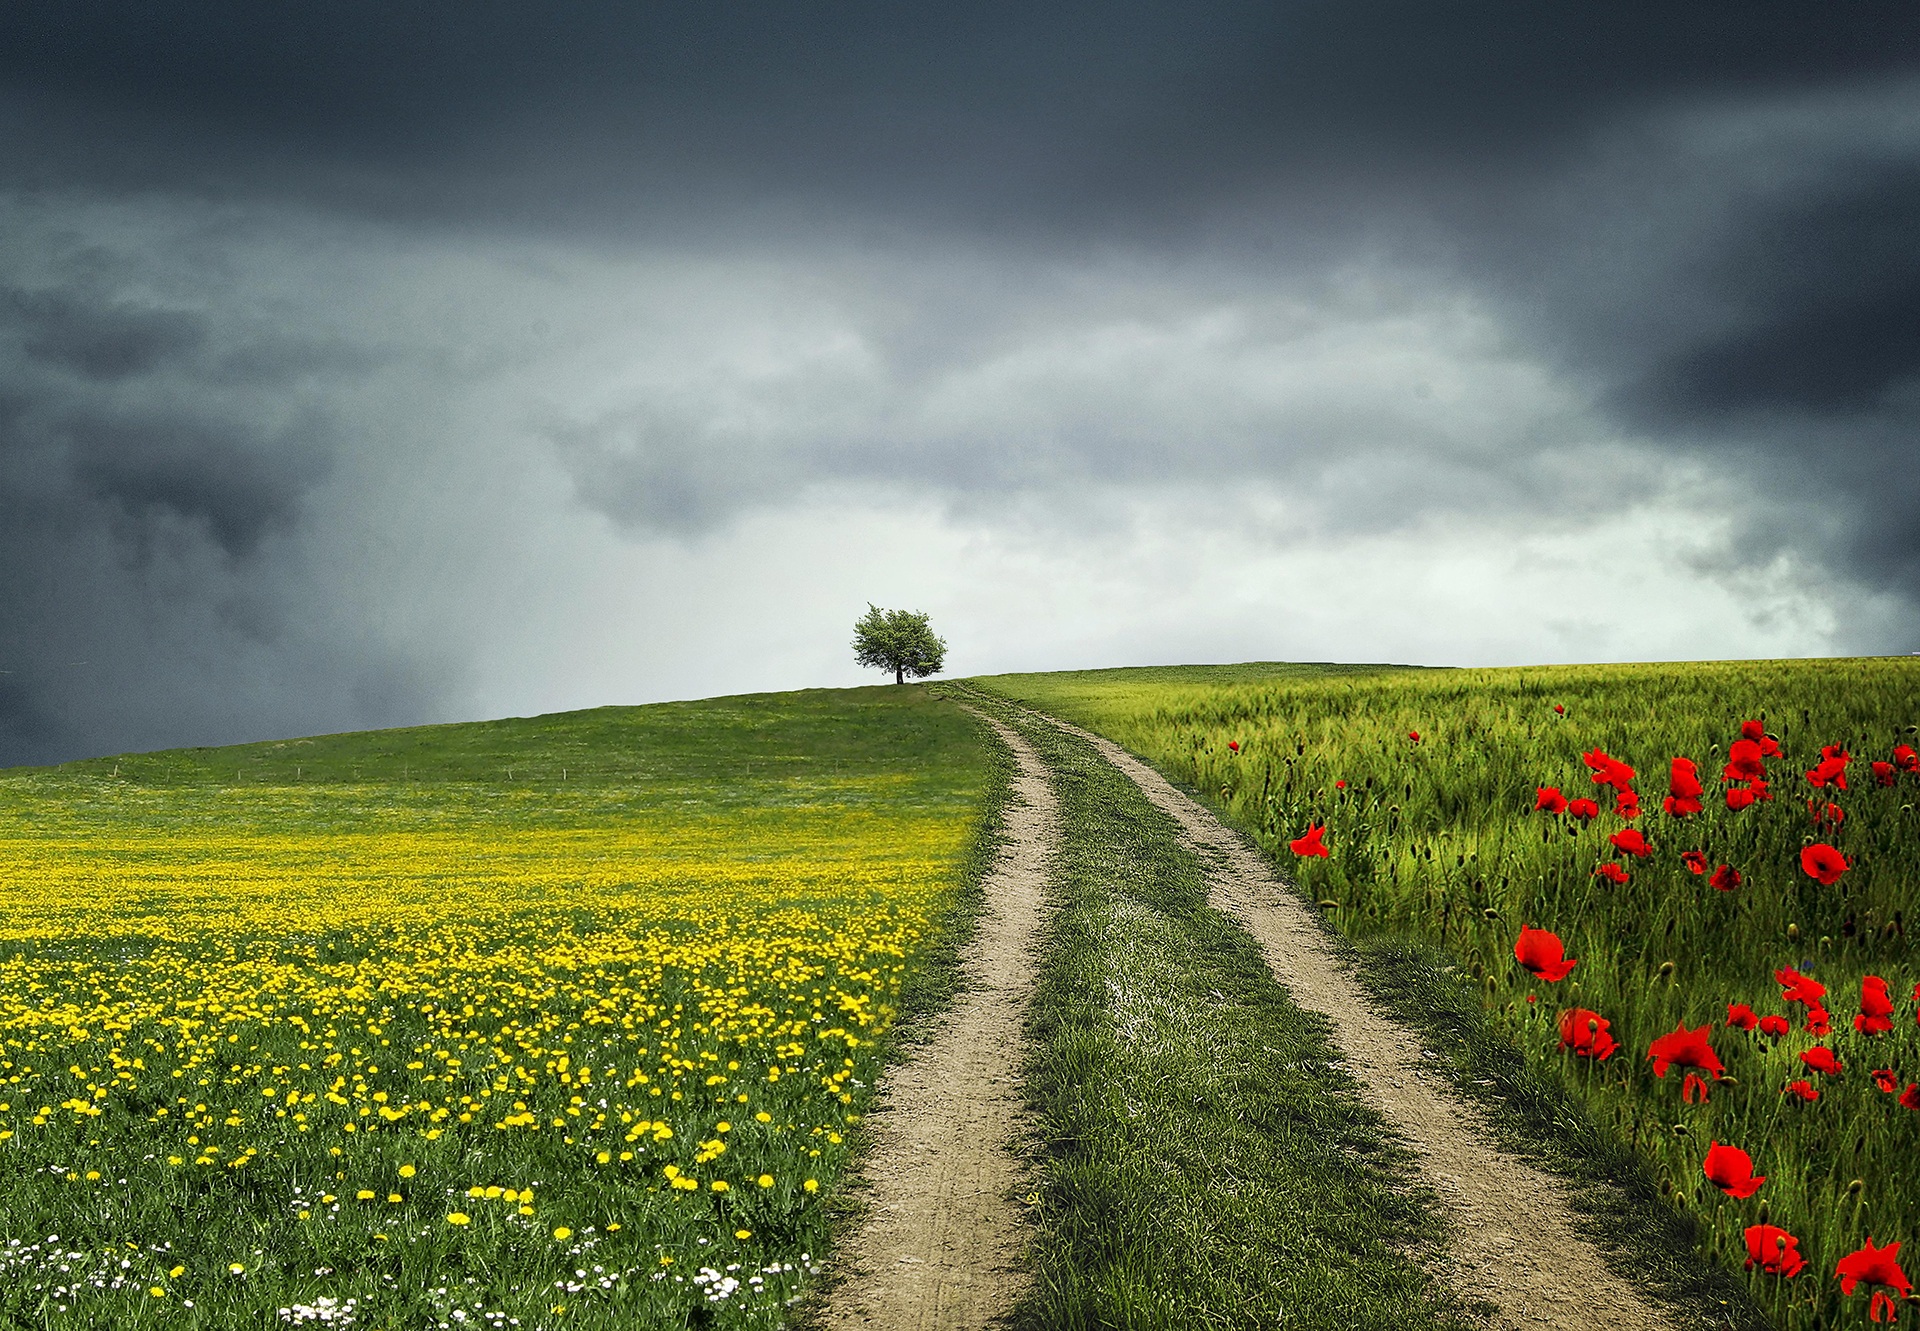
[0,688,993,1330]
[976,658,1920,1330]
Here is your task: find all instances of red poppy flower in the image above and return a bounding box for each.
[1726,1003,1760,1031]
[1738,720,1782,755]
[1227,740,1239,752]
[1807,751,1851,790]
[1557,1007,1617,1060]
[1289,824,1329,858]
[1745,1223,1807,1278]
[1408,730,1421,743]
[1801,843,1849,885]
[1709,864,1742,892]
[1748,776,1774,801]
[1702,1141,1766,1198]
[1683,1072,1712,1104]
[1784,1078,1819,1102]
[1858,976,1895,1035]
[1647,1023,1724,1080]
[1800,1046,1844,1077]
[1607,828,1650,858]
[1875,761,1898,787]
[1836,1238,1911,1324]
[1669,757,1703,800]
[1662,795,1702,816]
[1873,1068,1899,1094]
[1553,704,1566,714]
[1776,968,1828,1006]
[1582,749,1636,790]
[1806,1004,1833,1036]
[1806,799,1845,829]
[1681,850,1708,875]
[1334,779,1346,789]
[1566,797,1599,820]
[1515,925,1578,982]
[1724,739,1767,781]
[1903,1084,1920,1111]
[1896,743,1920,773]
[1593,863,1630,884]
[1535,786,1568,814]
[1725,787,1758,811]
[1759,1014,1791,1038]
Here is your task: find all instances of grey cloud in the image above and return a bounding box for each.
[3,3,1920,766]
[1611,163,1920,421]
[0,249,434,765]
[5,3,1918,237]
[60,411,329,560]
[6,286,206,380]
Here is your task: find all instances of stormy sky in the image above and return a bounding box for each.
[2,2,1917,764]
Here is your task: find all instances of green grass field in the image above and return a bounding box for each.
[0,687,996,1330]
[13,656,1917,1330]
[974,657,1920,1329]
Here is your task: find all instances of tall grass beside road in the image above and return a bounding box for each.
[976,658,1920,1330]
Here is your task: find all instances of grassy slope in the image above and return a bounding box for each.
[973,662,1842,1328]
[20,686,977,806]
[959,691,1472,1331]
[0,685,998,1330]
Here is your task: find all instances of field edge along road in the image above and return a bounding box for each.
[959,684,1681,1331]
[819,709,1055,1328]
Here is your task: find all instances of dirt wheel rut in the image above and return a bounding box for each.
[819,712,1052,1329]
[1048,713,1677,1331]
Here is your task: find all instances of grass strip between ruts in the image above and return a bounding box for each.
[977,697,1474,1331]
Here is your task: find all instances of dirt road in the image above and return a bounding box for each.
[819,712,1052,1329]
[824,694,1677,1330]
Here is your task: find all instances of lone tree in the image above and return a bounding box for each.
[852,604,947,684]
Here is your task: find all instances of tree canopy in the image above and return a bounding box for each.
[851,605,947,684]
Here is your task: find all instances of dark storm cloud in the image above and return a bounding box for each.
[1624,165,1920,418]
[61,412,326,559]
[7,286,206,380]
[1,1,1917,763]
[0,252,431,765]
[6,1,1918,228]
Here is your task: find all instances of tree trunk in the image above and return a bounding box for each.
[895,666,904,684]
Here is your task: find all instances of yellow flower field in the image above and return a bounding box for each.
[0,691,991,1329]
